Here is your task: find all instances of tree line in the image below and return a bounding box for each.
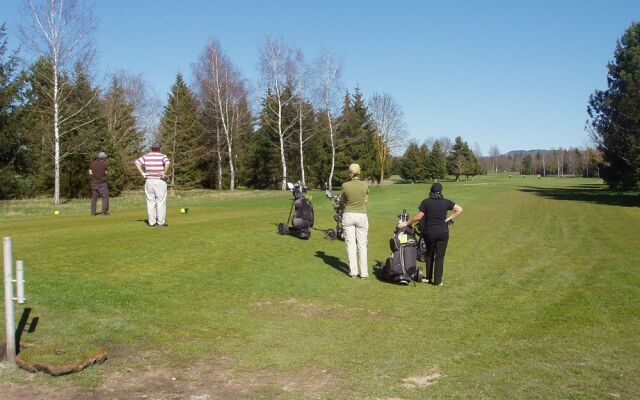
[0,1,412,203]
[3,2,635,203]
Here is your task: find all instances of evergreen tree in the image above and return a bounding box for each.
[244,92,281,188]
[587,22,640,189]
[426,140,447,180]
[0,23,26,199]
[335,88,377,185]
[16,57,55,195]
[230,96,254,188]
[419,142,430,178]
[102,76,144,193]
[399,142,425,181]
[306,110,332,189]
[447,136,481,180]
[461,140,482,179]
[447,136,468,181]
[157,73,203,190]
[521,154,533,175]
[61,63,107,198]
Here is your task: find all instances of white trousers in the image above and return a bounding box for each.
[342,212,369,277]
[144,179,167,225]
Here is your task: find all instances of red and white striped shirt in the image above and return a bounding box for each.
[135,151,170,178]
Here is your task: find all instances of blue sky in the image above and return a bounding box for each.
[3,0,639,154]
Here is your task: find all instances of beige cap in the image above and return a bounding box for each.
[349,163,361,174]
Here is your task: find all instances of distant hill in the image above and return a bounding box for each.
[504,149,548,157]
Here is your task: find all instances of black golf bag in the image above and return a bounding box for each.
[380,210,423,285]
[278,182,315,239]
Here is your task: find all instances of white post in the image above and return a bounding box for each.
[16,260,25,304]
[3,237,16,363]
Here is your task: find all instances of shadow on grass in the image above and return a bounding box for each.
[16,307,39,354]
[372,260,386,282]
[315,250,349,276]
[518,185,640,207]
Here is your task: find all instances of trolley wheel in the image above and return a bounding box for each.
[326,229,337,240]
[277,223,288,235]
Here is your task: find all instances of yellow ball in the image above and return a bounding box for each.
[54,210,60,215]
[180,208,185,214]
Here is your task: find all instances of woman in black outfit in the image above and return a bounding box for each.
[397,182,463,285]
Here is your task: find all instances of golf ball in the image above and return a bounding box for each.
[180,208,185,214]
[54,210,60,215]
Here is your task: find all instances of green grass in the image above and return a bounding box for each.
[0,175,639,399]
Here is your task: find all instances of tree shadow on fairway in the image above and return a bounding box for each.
[518,185,640,207]
[315,251,350,276]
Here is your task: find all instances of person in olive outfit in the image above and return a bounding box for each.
[340,163,369,279]
[397,182,463,285]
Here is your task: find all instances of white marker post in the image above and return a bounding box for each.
[3,237,16,363]
[16,260,25,304]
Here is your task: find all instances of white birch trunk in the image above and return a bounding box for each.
[53,60,60,205]
[327,110,336,192]
[278,98,287,191]
[298,105,306,186]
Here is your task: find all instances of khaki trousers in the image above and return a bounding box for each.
[144,179,167,225]
[342,212,369,277]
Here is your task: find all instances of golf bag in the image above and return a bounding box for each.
[380,210,422,285]
[323,189,345,240]
[278,182,314,239]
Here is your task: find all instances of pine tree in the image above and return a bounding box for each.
[244,92,282,188]
[399,142,424,182]
[419,142,430,179]
[0,23,25,199]
[61,63,106,198]
[16,57,55,195]
[447,136,468,181]
[426,141,447,180]
[157,73,203,191]
[588,22,640,189]
[102,76,144,193]
[335,88,377,184]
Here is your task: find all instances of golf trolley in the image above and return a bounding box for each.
[323,189,345,240]
[376,209,425,285]
[277,182,314,240]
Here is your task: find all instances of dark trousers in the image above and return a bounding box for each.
[425,230,449,285]
[91,182,109,215]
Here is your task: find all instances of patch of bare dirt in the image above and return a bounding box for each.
[0,351,337,400]
[401,369,443,389]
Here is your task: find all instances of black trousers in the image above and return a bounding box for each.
[91,182,109,215]
[425,230,449,285]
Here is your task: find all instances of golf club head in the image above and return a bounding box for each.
[324,189,332,199]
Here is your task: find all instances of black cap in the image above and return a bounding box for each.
[430,182,443,193]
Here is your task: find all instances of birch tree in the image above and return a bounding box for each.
[194,40,249,191]
[368,93,408,184]
[259,37,297,190]
[19,0,96,205]
[489,145,500,173]
[313,50,342,191]
[291,50,316,186]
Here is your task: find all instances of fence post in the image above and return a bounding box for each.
[3,237,16,363]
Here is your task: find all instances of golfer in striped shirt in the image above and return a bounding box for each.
[135,145,171,227]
